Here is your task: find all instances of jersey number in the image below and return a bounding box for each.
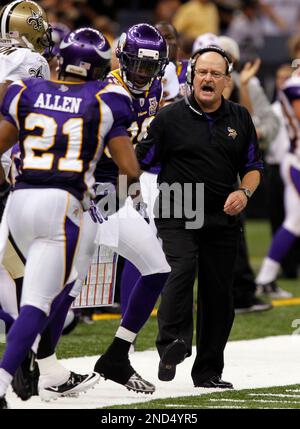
[23,113,83,172]
[103,116,155,159]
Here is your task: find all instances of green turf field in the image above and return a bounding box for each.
[106,384,300,409]
[55,219,300,357]
[1,219,300,408]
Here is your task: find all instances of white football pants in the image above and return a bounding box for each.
[5,189,82,314]
[280,153,300,235]
[70,197,170,298]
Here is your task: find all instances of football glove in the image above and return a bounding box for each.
[135,201,150,224]
[88,199,108,224]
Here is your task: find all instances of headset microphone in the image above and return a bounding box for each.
[186,45,233,87]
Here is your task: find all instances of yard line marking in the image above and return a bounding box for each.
[271,298,300,307]
[248,393,300,398]
[209,398,300,404]
[165,404,202,408]
[92,308,158,321]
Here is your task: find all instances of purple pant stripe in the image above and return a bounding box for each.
[64,217,80,285]
[268,226,297,262]
[290,166,300,196]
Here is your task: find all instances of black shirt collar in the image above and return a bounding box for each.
[188,94,230,118]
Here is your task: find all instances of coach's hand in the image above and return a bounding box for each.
[223,190,248,216]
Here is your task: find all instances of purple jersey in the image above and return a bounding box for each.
[176,60,188,86]
[95,69,163,183]
[1,78,133,206]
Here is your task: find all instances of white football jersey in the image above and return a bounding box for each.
[0,46,50,176]
[0,46,50,82]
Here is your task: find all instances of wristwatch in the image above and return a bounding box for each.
[238,187,252,200]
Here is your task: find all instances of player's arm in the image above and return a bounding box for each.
[107,134,141,205]
[0,81,12,121]
[0,120,18,184]
[108,135,140,183]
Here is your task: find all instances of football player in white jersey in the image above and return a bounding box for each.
[0,0,97,402]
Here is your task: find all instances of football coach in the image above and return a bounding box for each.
[136,46,263,389]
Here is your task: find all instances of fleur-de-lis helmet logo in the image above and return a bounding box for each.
[27,9,44,31]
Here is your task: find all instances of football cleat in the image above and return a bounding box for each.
[256,281,292,299]
[11,350,39,401]
[235,298,273,314]
[0,395,9,409]
[124,372,155,394]
[39,371,100,402]
[94,354,155,394]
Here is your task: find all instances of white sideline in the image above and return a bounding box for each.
[6,335,300,409]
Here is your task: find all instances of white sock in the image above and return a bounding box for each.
[0,368,13,397]
[115,326,136,343]
[31,334,40,354]
[37,353,70,388]
[256,257,280,285]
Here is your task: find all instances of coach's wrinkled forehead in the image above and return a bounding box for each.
[195,51,229,74]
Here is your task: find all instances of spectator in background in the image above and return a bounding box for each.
[218,36,279,146]
[192,32,219,54]
[226,0,264,64]
[172,0,220,48]
[259,0,300,36]
[155,22,188,92]
[154,0,181,24]
[91,15,118,46]
[214,0,241,34]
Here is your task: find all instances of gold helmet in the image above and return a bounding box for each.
[0,0,53,54]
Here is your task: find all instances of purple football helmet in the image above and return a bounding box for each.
[51,23,70,56]
[116,23,169,93]
[282,76,300,102]
[43,22,70,59]
[58,27,111,81]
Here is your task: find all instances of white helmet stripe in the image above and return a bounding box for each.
[94,45,111,60]
[1,0,22,38]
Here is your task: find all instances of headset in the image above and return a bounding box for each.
[184,45,233,117]
[186,45,233,87]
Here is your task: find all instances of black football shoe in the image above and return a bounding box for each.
[194,375,233,389]
[158,339,187,382]
[0,395,9,409]
[11,350,39,401]
[94,354,155,394]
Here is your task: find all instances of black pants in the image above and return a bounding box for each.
[233,218,257,307]
[155,215,240,385]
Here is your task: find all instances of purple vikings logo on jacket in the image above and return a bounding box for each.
[95,69,163,183]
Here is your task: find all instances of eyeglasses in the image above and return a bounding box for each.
[194,69,226,79]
